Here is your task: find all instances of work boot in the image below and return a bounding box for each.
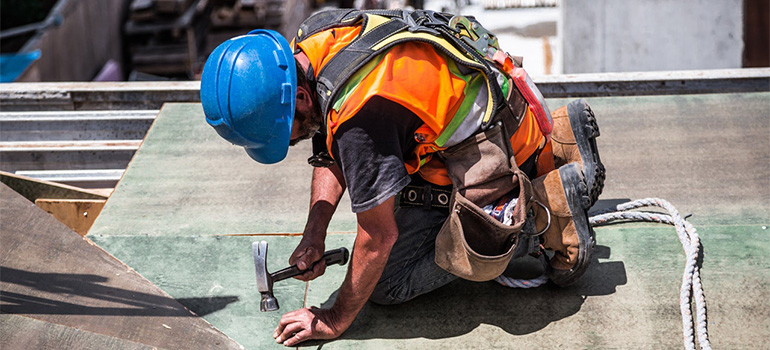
[531,163,594,286]
[550,99,605,206]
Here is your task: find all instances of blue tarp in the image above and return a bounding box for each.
[0,50,41,83]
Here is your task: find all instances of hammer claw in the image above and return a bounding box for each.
[253,241,271,293]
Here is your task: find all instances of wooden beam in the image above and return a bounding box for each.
[34,199,106,236]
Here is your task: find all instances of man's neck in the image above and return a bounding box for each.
[295,51,311,74]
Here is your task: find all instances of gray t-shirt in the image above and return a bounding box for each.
[331,96,422,213]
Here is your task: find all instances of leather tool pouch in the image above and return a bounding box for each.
[435,103,534,282]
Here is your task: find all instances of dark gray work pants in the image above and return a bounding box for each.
[369,203,457,305]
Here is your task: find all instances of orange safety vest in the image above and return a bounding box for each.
[295,11,550,185]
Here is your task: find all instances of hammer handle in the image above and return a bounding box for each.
[270,247,349,283]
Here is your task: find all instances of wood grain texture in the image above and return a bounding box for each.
[35,198,106,235]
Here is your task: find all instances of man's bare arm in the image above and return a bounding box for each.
[274,197,399,346]
[290,164,346,280]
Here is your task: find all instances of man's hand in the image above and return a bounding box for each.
[273,306,348,347]
[289,165,346,282]
[273,197,398,346]
[289,237,326,281]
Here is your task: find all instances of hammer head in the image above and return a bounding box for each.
[260,292,279,312]
[252,241,279,312]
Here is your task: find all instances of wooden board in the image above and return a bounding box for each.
[0,314,163,350]
[0,170,107,202]
[0,183,243,350]
[34,198,106,235]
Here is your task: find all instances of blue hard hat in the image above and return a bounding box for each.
[200,29,297,164]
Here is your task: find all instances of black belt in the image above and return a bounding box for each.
[398,184,452,210]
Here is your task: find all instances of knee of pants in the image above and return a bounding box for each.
[369,293,402,306]
[368,281,411,306]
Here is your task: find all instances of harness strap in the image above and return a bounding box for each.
[297,9,356,41]
[297,9,405,41]
[298,9,507,123]
[315,17,410,117]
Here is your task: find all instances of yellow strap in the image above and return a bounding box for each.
[373,29,496,123]
[372,31,478,67]
[361,14,391,35]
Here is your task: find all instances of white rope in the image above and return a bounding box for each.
[494,198,711,350]
[590,198,711,350]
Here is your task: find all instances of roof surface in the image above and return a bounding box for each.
[4,92,769,349]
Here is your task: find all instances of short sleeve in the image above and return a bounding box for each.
[331,96,422,213]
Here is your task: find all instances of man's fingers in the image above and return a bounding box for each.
[295,259,326,281]
[294,270,313,281]
[275,322,304,344]
[289,247,307,266]
[273,310,304,338]
[315,260,327,276]
[275,310,304,336]
[283,329,312,347]
[297,247,322,270]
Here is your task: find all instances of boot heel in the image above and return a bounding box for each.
[547,163,596,286]
[567,99,605,207]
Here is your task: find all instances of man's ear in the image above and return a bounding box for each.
[296,85,314,113]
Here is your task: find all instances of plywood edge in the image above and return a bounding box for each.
[0,170,108,202]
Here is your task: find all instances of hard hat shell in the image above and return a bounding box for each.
[200,29,296,164]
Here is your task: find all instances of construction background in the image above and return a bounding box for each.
[1,0,769,349]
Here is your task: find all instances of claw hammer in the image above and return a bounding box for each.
[252,241,349,312]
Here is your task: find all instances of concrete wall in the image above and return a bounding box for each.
[561,0,744,73]
[19,0,128,82]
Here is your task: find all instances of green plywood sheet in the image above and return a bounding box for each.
[83,92,769,349]
[89,235,312,350]
[304,226,770,349]
[547,92,769,225]
[89,103,356,237]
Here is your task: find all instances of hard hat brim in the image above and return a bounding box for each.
[243,119,291,164]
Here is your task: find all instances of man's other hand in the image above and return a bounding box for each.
[289,237,326,281]
[273,307,345,346]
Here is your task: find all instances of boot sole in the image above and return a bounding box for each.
[547,163,595,286]
[567,99,605,207]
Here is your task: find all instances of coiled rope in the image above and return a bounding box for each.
[494,197,711,350]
